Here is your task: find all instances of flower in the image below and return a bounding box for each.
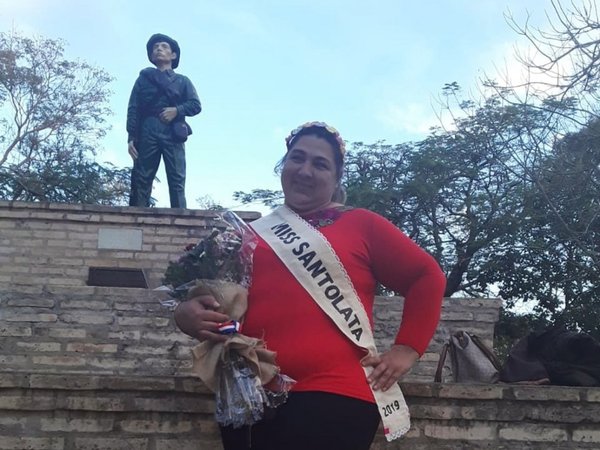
[285,121,346,156]
[162,213,255,300]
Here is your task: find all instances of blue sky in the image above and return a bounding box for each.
[0,0,554,212]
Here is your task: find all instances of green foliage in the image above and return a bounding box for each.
[0,30,129,205]
[195,195,226,211]
[344,141,413,226]
[0,146,130,204]
[478,0,600,341]
[490,119,600,339]
[232,189,283,209]
[344,93,556,299]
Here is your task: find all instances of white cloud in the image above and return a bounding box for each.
[377,102,440,137]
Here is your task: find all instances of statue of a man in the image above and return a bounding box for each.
[127,33,201,208]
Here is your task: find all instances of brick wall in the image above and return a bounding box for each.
[2,373,599,450]
[0,200,499,382]
[0,284,498,382]
[0,200,259,289]
[2,201,598,449]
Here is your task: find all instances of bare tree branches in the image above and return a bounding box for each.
[502,0,600,115]
[0,30,113,168]
[0,30,130,205]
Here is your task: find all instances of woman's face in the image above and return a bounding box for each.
[281,134,339,214]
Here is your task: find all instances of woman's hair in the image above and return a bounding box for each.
[276,122,345,182]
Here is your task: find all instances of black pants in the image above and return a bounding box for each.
[129,117,187,208]
[220,391,380,450]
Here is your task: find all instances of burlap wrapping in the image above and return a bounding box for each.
[188,280,280,392]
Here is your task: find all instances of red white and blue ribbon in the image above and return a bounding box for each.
[218,320,241,335]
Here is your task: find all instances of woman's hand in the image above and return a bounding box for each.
[361,344,420,391]
[173,294,231,343]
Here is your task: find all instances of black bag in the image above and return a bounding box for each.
[172,120,192,143]
[500,327,600,386]
[498,334,550,384]
[435,331,502,383]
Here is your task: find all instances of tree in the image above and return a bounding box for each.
[235,88,542,298]
[485,1,600,261]
[344,86,563,298]
[476,0,600,338]
[195,195,226,211]
[233,189,283,209]
[503,0,600,119]
[422,85,600,337]
[343,141,414,226]
[0,30,128,204]
[489,118,600,337]
[0,147,131,205]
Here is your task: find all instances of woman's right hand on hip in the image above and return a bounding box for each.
[174,295,230,342]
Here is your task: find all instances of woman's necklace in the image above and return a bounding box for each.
[301,206,351,229]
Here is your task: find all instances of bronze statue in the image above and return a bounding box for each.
[127,33,201,208]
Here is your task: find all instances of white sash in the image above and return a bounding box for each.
[251,206,410,441]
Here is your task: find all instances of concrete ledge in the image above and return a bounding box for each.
[2,373,600,449]
[0,200,261,220]
[0,372,212,394]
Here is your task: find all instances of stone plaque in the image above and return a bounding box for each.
[98,228,143,250]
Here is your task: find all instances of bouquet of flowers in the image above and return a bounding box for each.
[160,211,294,428]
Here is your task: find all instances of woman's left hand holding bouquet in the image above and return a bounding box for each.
[174,293,230,343]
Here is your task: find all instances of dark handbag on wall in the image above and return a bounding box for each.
[435,331,502,383]
[172,120,192,143]
[501,328,600,386]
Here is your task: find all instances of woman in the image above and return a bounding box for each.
[175,122,446,450]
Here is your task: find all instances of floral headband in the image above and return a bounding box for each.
[285,121,346,157]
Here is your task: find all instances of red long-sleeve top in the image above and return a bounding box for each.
[244,208,445,403]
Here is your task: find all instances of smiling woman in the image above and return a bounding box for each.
[174,121,446,450]
[281,134,340,214]
[278,121,347,209]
